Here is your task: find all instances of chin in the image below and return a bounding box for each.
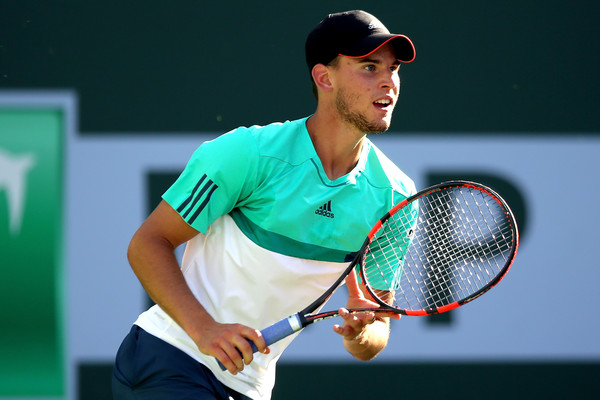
[369,127,390,135]
[372,119,392,134]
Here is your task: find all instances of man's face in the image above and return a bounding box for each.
[330,43,401,134]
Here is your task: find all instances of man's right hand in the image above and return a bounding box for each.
[191,320,270,374]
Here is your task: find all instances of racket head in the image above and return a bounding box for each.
[359,181,519,316]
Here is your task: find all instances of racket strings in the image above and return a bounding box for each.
[363,185,516,312]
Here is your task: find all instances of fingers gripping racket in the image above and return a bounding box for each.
[218,181,519,368]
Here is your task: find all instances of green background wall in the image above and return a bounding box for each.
[2,0,598,134]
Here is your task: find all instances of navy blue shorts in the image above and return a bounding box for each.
[112,325,251,400]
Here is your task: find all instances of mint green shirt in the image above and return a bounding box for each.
[163,117,416,262]
[139,117,418,397]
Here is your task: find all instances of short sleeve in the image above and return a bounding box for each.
[162,127,259,233]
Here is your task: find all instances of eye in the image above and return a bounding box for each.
[364,64,376,72]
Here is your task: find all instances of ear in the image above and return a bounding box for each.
[311,64,334,93]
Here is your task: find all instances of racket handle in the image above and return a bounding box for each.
[217,313,302,370]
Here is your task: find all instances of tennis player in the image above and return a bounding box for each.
[113,9,416,400]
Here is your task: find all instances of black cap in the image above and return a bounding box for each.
[305,10,415,70]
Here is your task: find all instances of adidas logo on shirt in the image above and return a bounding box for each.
[315,200,334,218]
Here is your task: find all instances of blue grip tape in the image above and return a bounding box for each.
[217,314,302,370]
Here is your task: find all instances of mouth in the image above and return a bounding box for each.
[373,98,393,110]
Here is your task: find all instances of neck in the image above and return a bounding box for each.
[306,110,366,181]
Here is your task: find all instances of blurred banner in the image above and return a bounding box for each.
[0,95,67,396]
[1,91,599,399]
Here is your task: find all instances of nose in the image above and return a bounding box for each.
[380,70,400,92]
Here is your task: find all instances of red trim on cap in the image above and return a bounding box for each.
[338,34,416,63]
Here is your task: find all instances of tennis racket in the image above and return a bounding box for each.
[218,180,519,368]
